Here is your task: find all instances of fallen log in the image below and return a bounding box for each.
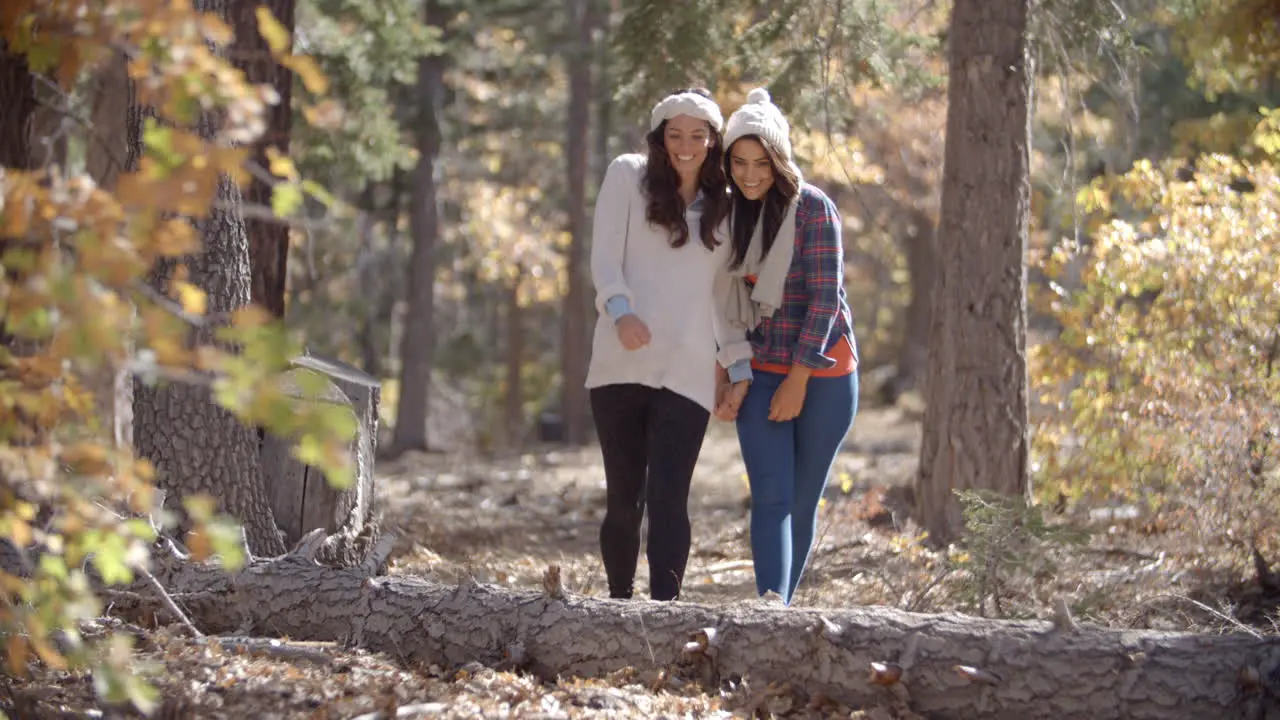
[131,547,1280,720]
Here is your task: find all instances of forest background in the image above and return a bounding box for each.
[3,0,1280,716]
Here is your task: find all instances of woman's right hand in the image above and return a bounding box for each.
[615,314,651,350]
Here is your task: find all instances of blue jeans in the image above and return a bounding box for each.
[737,370,858,604]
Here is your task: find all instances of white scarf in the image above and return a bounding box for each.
[722,195,799,332]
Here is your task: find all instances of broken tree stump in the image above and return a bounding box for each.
[260,352,380,554]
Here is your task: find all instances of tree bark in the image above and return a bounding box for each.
[0,40,36,350]
[128,179,284,556]
[140,555,1280,720]
[389,0,449,456]
[128,0,286,557]
[0,41,34,172]
[354,183,382,377]
[230,0,296,319]
[84,52,134,450]
[916,0,1033,546]
[560,0,598,446]
[882,208,937,405]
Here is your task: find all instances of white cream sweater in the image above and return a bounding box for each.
[585,153,753,412]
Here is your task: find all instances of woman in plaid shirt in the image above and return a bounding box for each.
[713,88,859,605]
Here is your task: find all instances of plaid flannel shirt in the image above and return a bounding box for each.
[746,184,856,371]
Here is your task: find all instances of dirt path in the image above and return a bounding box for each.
[376,406,924,608]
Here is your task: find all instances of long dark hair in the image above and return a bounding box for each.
[642,87,729,250]
[725,134,801,270]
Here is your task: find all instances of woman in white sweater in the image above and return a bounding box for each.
[585,88,753,601]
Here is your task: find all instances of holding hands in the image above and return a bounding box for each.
[714,380,749,421]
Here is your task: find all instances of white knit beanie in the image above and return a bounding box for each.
[650,91,724,132]
[724,88,792,161]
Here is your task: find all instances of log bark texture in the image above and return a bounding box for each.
[146,555,1280,720]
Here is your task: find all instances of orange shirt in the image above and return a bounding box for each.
[751,334,857,377]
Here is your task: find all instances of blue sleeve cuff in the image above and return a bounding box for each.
[727,358,753,384]
[604,294,633,322]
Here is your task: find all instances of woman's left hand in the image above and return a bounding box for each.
[769,369,810,422]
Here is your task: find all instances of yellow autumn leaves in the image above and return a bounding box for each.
[1031,110,1280,522]
[0,0,350,700]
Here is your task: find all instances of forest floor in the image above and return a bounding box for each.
[5,402,1279,719]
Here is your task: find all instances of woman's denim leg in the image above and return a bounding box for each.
[788,371,858,598]
[736,371,795,600]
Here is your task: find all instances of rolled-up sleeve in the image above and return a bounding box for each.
[793,192,843,370]
[591,155,639,313]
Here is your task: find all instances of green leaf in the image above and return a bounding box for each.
[124,519,157,542]
[142,119,183,171]
[301,180,337,208]
[38,555,68,581]
[293,434,325,468]
[319,456,355,490]
[23,40,61,75]
[90,534,134,586]
[271,183,305,218]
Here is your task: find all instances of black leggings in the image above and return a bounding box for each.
[590,384,710,601]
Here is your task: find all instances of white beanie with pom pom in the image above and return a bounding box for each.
[724,88,793,161]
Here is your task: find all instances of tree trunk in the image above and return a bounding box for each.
[85,52,134,450]
[593,4,612,190]
[882,208,937,405]
[230,0,296,319]
[504,284,524,449]
[0,41,34,171]
[138,555,1280,720]
[0,40,36,345]
[916,0,1033,546]
[560,0,597,446]
[354,183,382,377]
[389,0,449,456]
[128,0,286,557]
[85,53,131,192]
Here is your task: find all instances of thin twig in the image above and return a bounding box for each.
[907,565,956,612]
[1143,593,1263,639]
[138,566,203,638]
[212,199,336,231]
[204,636,336,666]
[634,611,656,667]
[131,280,233,327]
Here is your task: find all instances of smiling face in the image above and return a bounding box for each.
[728,137,775,201]
[663,114,713,180]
